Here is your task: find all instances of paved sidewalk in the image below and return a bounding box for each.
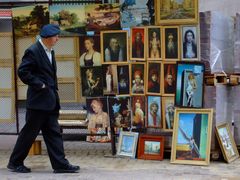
[0,136,240,180]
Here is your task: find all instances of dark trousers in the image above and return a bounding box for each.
[9,109,69,169]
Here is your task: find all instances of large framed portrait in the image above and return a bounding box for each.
[130,63,146,95]
[163,26,180,60]
[132,96,145,129]
[175,61,205,108]
[117,131,139,158]
[79,35,101,67]
[101,30,128,64]
[80,66,103,97]
[147,61,161,95]
[216,123,239,163]
[181,25,199,61]
[155,0,199,25]
[86,97,110,143]
[130,27,146,61]
[137,135,164,160]
[147,26,162,60]
[147,96,161,128]
[162,62,176,96]
[117,64,130,95]
[102,64,118,95]
[171,108,213,166]
[162,96,175,131]
[108,96,131,128]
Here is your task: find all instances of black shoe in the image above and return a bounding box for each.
[53,164,80,173]
[7,163,31,173]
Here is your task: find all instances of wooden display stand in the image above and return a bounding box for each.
[28,140,41,155]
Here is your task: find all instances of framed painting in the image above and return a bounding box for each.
[102,64,118,95]
[108,96,131,128]
[79,35,101,67]
[49,4,86,35]
[163,26,180,60]
[85,3,121,32]
[147,26,162,60]
[155,0,199,25]
[181,25,199,61]
[130,63,146,96]
[162,62,176,96]
[147,96,162,128]
[130,27,146,61]
[101,30,128,64]
[117,64,130,95]
[80,66,103,97]
[171,108,213,166]
[132,96,145,129]
[120,0,155,28]
[216,123,239,163]
[86,97,110,143]
[175,61,205,108]
[117,131,139,158]
[162,96,175,131]
[146,61,161,95]
[137,135,164,160]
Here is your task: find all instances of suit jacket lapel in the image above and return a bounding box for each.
[36,41,54,70]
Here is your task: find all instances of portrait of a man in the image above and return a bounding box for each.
[131,28,145,60]
[101,31,128,63]
[163,63,176,95]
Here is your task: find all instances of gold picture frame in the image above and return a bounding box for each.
[130,62,146,96]
[155,0,199,25]
[163,26,180,61]
[101,30,129,64]
[171,108,213,166]
[130,27,146,61]
[146,61,161,95]
[162,96,175,131]
[215,123,239,163]
[146,26,162,61]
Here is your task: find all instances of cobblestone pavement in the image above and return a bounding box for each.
[0,136,240,180]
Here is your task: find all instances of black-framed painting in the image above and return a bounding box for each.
[117,64,130,95]
[80,66,103,97]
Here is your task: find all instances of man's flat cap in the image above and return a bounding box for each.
[40,24,60,38]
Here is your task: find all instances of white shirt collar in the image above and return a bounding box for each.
[39,39,53,52]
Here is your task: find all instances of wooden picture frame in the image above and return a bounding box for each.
[130,27,146,61]
[101,30,129,64]
[146,26,162,60]
[215,123,239,163]
[162,61,176,96]
[163,26,180,61]
[117,131,139,158]
[132,96,145,129]
[147,96,162,128]
[54,37,78,58]
[130,62,146,96]
[175,61,205,108]
[155,0,199,25]
[117,64,130,96]
[181,25,199,61]
[0,93,15,123]
[171,108,213,166]
[146,61,161,95]
[138,134,164,160]
[162,96,175,131]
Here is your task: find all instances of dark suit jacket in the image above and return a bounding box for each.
[18,41,60,111]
